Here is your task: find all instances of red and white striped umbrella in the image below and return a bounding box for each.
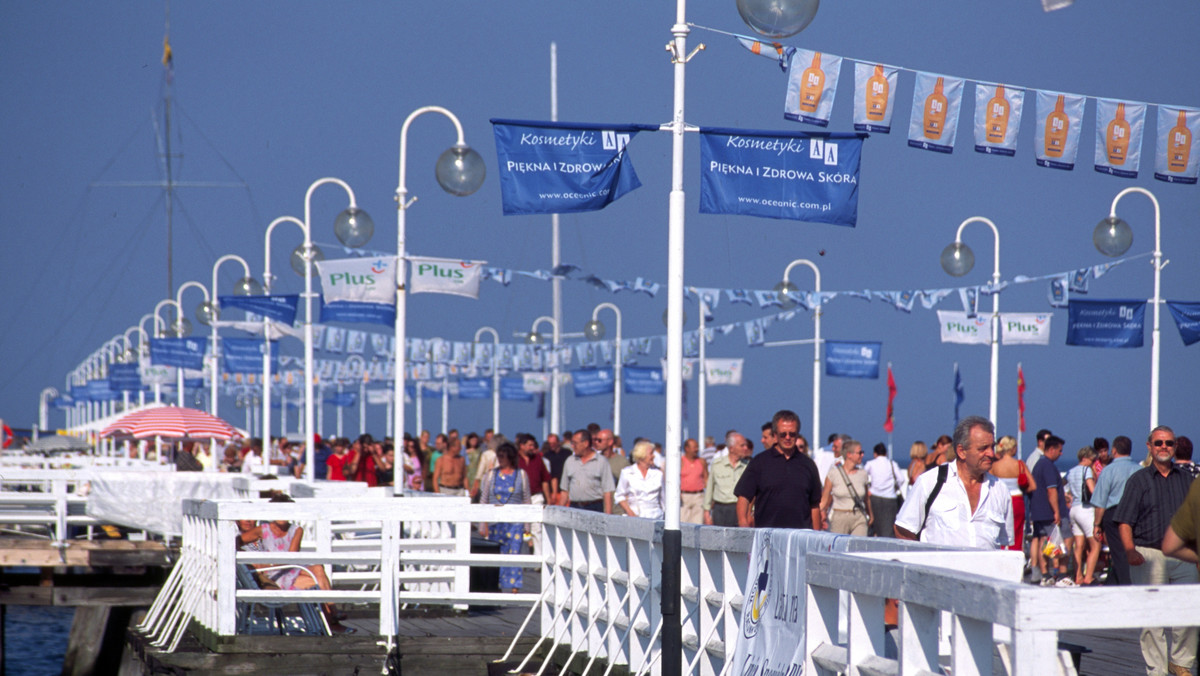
[100,406,241,441]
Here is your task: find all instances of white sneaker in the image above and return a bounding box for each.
[1039,577,1055,587]
[1055,578,1077,587]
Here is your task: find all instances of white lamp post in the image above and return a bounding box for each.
[584,303,623,437]
[38,387,58,439]
[941,217,1001,426]
[474,326,502,435]
[262,215,309,465]
[153,298,184,406]
[198,254,259,420]
[394,106,486,491]
[301,177,372,482]
[174,281,210,408]
[1094,187,1165,429]
[527,316,559,434]
[770,259,823,451]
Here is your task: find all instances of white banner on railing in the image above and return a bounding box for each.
[733,529,850,675]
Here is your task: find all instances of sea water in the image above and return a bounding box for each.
[4,606,74,676]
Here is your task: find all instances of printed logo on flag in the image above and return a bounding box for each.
[1000,313,1052,345]
[704,358,744,386]
[1155,107,1200,184]
[624,366,665,395]
[1094,99,1145,178]
[1066,299,1145,348]
[824,341,882,378]
[150,337,208,370]
[219,294,300,325]
[784,49,843,127]
[853,63,898,133]
[699,128,862,227]
[908,73,964,154]
[223,337,278,374]
[973,83,1024,156]
[1034,91,1085,170]
[108,363,144,392]
[316,257,398,327]
[408,256,483,299]
[456,377,492,400]
[937,311,990,345]
[491,119,650,215]
[572,368,614,397]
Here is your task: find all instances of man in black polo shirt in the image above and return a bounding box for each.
[734,409,823,529]
[1113,425,1197,676]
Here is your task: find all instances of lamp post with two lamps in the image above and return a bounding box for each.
[941,216,1001,426]
[393,106,486,490]
[584,303,623,437]
[1093,187,1166,429]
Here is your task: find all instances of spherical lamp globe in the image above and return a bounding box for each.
[940,242,975,277]
[737,0,820,38]
[435,145,487,197]
[1093,216,1133,257]
[334,207,375,248]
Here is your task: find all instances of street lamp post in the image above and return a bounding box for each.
[941,216,1001,426]
[394,106,486,492]
[775,259,823,451]
[474,326,502,435]
[153,298,184,406]
[584,303,623,437]
[527,316,559,432]
[302,177,372,482]
[1094,187,1165,429]
[174,281,211,408]
[262,215,309,467]
[199,254,259,420]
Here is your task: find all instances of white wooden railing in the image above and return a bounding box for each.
[0,464,165,542]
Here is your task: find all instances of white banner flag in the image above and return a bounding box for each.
[522,372,551,393]
[365,389,392,405]
[1000,313,1052,345]
[705,358,744,386]
[937,310,991,345]
[314,257,397,304]
[409,256,484,299]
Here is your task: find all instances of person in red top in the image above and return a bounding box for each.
[326,438,351,481]
[516,433,551,552]
[680,438,709,524]
[348,434,378,487]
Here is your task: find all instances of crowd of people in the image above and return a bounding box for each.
[188,413,1200,675]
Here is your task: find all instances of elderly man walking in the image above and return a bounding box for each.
[735,410,822,529]
[895,415,1013,549]
[1113,426,1196,676]
[704,431,750,527]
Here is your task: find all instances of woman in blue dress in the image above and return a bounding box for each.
[479,442,531,592]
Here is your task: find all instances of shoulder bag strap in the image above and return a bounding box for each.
[919,464,951,537]
[837,465,868,514]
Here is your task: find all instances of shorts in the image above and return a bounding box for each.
[1069,503,1095,537]
[1032,519,1057,538]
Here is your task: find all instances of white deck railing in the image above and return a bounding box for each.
[0,464,167,542]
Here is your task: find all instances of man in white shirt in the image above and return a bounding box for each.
[864,442,904,537]
[895,415,1013,549]
[812,433,844,484]
[1026,428,1052,471]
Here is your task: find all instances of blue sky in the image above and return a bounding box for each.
[2,1,1197,463]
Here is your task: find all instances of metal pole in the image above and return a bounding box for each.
[662,1,693,672]
[698,298,706,452]
[783,259,823,459]
[1109,188,1162,430]
[475,327,501,435]
[550,42,563,439]
[263,216,308,467]
[954,217,1001,427]
[441,375,449,435]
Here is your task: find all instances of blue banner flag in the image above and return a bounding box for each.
[404,383,444,399]
[109,363,143,392]
[150,337,208,369]
[320,298,396,327]
[699,128,862,226]
[572,368,615,397]
[218,294,299,325]
[324,391,357,407]
[491,119,655,215]
[1066,299,1145,348]
[1167,301,1200,346]
[223,338,277,375]
[86,379,121,401]
[623,366,666,395]
[824,340,882,378]
[500,377,535,402]
[70,384,89,402]
[457,377,493,400]
[52,395,74,410]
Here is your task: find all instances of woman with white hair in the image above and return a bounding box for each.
[615,440,666,519]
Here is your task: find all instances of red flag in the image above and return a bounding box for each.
[1017,364,1027,433]
[883,364,896,433]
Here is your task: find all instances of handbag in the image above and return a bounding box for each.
[837,465,869,515]
[1080,467,1093,504]
[890,461,905,507]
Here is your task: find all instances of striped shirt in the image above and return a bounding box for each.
[1111,464,1194,549]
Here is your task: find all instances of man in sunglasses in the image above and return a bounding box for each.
[734,409,823,529]
[1112,426,1197,676]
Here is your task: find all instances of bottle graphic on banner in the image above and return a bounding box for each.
[923,77,948,139]
[985,84,1011,143]
[1044,94,1069,158]
[1169,109,1192,172]
[1106,103,1130,165]
[866,64,889,121]
[798,52,825,113]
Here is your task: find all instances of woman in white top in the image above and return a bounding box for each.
[615,440,665,519]
[1065,446,1100,585]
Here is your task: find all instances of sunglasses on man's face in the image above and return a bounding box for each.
[1153,439,1177,448]
[777,431,799,439]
